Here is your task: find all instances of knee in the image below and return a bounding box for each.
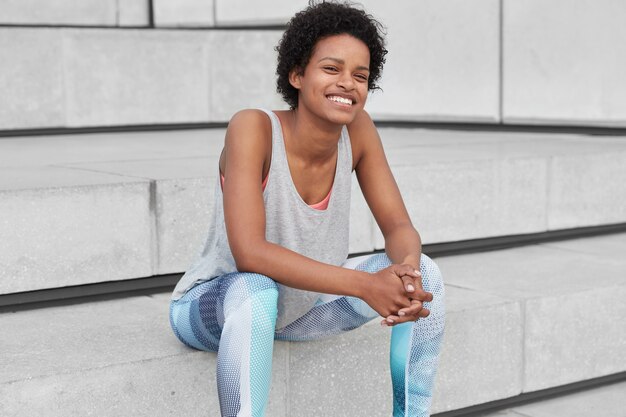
[418,255,445,338]
[355,253,392,273]
[222,272,279,323]
[420,255,445,300]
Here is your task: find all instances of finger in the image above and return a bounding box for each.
[399,301,423,318]
[391,264,420,279]
[395,307,430,324]
[399,275,416,293]
[389,313,419,325]
[399,264,422,279]
[410,288,433,302]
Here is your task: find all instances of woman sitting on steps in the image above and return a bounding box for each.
[169,2,445,416]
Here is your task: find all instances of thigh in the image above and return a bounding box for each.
[170,278,223,351]
[274,254,388,341]
[274,295,377,341]
[170,272,279,351]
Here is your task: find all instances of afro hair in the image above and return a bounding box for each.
[275,1,387,109]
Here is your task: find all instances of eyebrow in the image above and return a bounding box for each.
[317,57,370,72]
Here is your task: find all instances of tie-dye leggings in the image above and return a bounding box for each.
[169,253,445,417]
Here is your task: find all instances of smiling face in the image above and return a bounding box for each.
[289,34,371,126]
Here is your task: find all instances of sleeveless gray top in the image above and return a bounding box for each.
[172,109,352,329]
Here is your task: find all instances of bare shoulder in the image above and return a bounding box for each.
[347,109,383,170]
[227,109,272,141]
[221,109,273,175]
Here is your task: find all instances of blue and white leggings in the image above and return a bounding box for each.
[170,253,445,417]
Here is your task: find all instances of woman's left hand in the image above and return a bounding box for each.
[381,266,432,326]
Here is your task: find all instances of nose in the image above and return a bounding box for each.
[336,71,355,91]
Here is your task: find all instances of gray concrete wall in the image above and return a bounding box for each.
[1,1,625,130]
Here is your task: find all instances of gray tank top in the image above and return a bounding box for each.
[172,109,352,329]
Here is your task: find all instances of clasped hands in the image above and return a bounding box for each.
[365,264,433,327]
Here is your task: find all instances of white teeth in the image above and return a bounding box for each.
[328,95,352,105]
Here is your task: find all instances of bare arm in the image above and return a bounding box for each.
[349,111,432,324]
[221,110,417,318]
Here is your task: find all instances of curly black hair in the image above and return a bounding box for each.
[275,1,387,109]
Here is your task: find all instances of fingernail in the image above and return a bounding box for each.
[380,321,387,327]
[398,311,406,316]
[407,284,415,292]
[387,318,395,323]
[414,269,419,275]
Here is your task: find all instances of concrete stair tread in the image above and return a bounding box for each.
[2,127,626,172]
[0,165,149,192]
[1,233,624,416]
[438,235,626,300]
[2,127,626,294]
[476,380,626,417]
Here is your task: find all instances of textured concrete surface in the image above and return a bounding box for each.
[431,287,523,413]
[0,293,288,417]
[0,129,224,168]
[64,29,210,127]
[0,0,117,25]
[0,285,521,416]
[1,232,624,415]
[362,0,500,122]
[2,128,626,293]
[392,155,548,244]
[549,152,626,229]
[54,158,218,274]
[503,0,626,126]
[0,0,147,26]
[154,0,215,27]
[208,31,286,121]
[288,320,392,416]
[0,295,178,383]
[0,28,286,129]
[0,29,65,130]
[437,236,626,392]
[524,285,626,391]
[117,0,149,26]
[476,380,626,417]
[215,0,307,25]
[0,170,153,294]
[2,1,626,129]
[156,176,216,273]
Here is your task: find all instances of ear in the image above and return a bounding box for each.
[288,67,303,90]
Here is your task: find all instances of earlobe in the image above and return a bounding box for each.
[288,67,302,90]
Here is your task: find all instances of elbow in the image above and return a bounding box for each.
[230,240,264,272]
[233,254,254,273]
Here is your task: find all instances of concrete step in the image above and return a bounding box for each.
[475,380,626,417]
[2,128,626,295]
[1,233,624,416]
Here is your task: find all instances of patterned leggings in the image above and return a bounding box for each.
[169,253,445,417]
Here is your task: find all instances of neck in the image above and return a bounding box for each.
[284,108,342,164]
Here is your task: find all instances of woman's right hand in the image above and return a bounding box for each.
[361,264,433,326]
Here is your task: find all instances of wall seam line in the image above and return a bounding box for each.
[499,0,505,124]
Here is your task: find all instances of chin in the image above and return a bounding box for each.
[325,106,361,125]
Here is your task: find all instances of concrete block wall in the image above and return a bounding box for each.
[0,28,284,129]
[503,0,626,126]
[2,1,626,130]
[0,0,149,26]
